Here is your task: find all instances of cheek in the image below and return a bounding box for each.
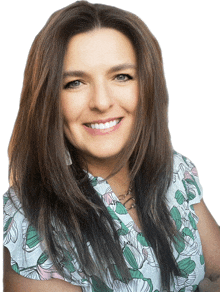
[61,95,84,124]
[119,85,139,113]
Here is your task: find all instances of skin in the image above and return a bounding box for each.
[61,28,139,179]
[195,201,220,291]
[4,28,139,292]
[4,28,220,291]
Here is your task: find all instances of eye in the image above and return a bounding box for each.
[63,80,82,89]
[115,74,133,82]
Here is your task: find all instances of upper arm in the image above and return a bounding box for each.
[194,199,220,280]
[4,247,83,292]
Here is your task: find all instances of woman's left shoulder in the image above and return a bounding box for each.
[167,151,203,208]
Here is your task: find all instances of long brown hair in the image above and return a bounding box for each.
[9,1,181,290]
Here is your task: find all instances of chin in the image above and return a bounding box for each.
[84,149,123,162]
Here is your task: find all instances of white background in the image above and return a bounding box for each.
[1,1,219,270]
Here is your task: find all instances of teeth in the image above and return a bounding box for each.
[88,119,120,130]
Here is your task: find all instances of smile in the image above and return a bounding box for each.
[83,118,123,136]
[86,119,121,130]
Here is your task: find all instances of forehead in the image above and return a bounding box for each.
[63,28,137,71]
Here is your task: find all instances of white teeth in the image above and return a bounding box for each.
[88,119,120,130]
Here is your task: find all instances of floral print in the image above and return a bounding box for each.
[3,152,205,291]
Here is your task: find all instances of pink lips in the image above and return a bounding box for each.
[83,118,123,136]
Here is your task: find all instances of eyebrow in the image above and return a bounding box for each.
[107,63,137,74]
[62,63,137,79]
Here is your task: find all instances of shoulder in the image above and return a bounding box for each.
[3,188,24,245]
[3,188,90,287]
[3,188,46,280]
[3,188,23,215]
[170,151,203,205]
[166,152,203,229]
[173,151,199,178]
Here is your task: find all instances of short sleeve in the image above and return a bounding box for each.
[168,152,203,226]
[173,152,203,203]
[167,153,206,286]
[3,188,91,288]
[3,188,49,280]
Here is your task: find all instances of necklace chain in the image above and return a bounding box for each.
[118,186,136,211]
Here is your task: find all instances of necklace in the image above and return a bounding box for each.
[118,186,136,211]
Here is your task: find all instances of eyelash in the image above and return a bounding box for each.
[115,74,133,82]
[63,74,133,89]
[63,80,82,89]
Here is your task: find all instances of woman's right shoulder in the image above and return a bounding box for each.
[4,247,83,292]
[3,189,84,292]
[3,188,23,217]
[3,188,25,242]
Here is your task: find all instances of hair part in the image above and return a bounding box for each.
[9,1,181,290]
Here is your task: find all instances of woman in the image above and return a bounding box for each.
[3,1,220,291]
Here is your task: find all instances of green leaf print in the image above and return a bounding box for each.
[146,278,153,292]
[193,285,198,291]
[91,177,98,187]
[170,207,182,230]
[26,225,41,249]
[129,270,153,292]
[123,245,139,270]
[3,195,10,206]
[182,155,189,167]
[185,176,201,196]
[117,221,129,236]
[187,191,196,201]
[12,262,20,274]
[91,276,113,292]
[200,255,205,265]
[112,264,129,283]
[137,233,150,247]
[37,252,48,265]
[188,213,197,230]
[129,269,147,280]
[107,206,119,221]
[178,257,196,278]
[61,250,75,273]
[175,190,185,205]
[115,202,127,215]
[4,217,13,234]
[182,227,194,240]
[182,180,196,201]
[173,236,185,254]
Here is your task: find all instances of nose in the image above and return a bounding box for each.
[89,81,114,112]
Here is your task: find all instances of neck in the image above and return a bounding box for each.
[83,155,131,196]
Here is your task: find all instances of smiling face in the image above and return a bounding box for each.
[61,28,139,169]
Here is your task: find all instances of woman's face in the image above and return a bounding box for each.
[61,28,139,164]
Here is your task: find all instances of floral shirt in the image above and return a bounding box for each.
[3,152,205,291]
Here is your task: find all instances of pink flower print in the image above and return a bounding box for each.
[184,171,193,181]
[103,192,113,205]
[191,167,198,177]
[79,271,86,279]
[133,222,141,233]
[142,247,148,259]
[37,264,64,281]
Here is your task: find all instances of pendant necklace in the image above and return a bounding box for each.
[118,186,136,211]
